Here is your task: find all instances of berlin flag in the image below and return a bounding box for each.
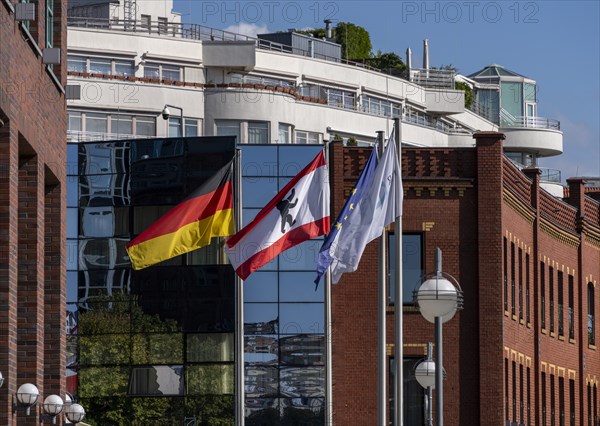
[226,150,330,280]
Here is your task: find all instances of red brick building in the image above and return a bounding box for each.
[330,132,600,425]
[0,0,67,424]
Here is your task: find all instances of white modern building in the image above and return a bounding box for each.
[66,0,562,191]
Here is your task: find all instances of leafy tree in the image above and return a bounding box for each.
[294,28,326,39]
[334,22,372,60]
[367,50,406,75]
[455,81,474,108]
[77,295,234,425]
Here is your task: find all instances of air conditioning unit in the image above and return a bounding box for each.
[15,3,35,22]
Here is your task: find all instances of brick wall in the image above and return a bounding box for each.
[0,1,67,424]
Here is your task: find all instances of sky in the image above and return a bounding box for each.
[173,0,600,182]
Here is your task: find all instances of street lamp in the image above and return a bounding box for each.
[15,383,40,415]
[0,371,4,388]
[414,248,463,426]
[65,403,86,424]
[161,104,184,137]
[42,394,64,424]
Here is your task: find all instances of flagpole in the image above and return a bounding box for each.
[376,130,387,426]
[393,117,404,426]
[234,148,245,426]
[324,142,333,426]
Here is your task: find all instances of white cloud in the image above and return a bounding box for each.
[223,22,269,38]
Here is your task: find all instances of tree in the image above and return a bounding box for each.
[368,50,406,76]
[334,22,372,60]
[455,81,474,109]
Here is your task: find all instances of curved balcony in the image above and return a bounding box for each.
[499,111,563,157]
[501,115,560,130]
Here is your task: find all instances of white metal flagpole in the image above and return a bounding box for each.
[376,130,387,426]
[393,117,404,425]
[324,142,333,426]
[234,148,245,426]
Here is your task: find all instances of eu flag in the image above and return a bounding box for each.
[314,147,379,287]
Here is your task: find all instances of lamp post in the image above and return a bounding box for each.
[0,371,4,388]
[11,383,86,424]
[161,104,184,137]
[414,342,436,426]
[15,383,39,415]
[414,248,463,426]
[42,394,64,424]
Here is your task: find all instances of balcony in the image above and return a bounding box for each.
[498,109,563,157]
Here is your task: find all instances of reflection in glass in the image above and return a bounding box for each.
[278,239,321,271]
[279,335,324,366]
[66,239,79,271]
[187,333,234,363]
[278,146,322,176]
[280,397,324,420]
[129,366,184,396]
[79,367,129,397]
[280,366,324,398]
[79,334,130,366]
[244,303,278,335]
[245,366,278,398]
[245,335,278,364]
[67,208,79,238]
[389,234,423,305]
[279,303,323,335]
[279,273,324,303]
[242,177,278,208]
[241,146,277,177]
[187,364,234,395]
[132,333,184,364]
[244,272,278,303]
[80,207,129,237]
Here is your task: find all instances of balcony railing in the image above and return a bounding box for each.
[409,67,456,89]
[500,108,560,130]
[67,130,154,143]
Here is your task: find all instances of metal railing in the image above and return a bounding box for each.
[538,167,562,183]
[409,67,456,89]
[500,108,560,130]
[67,130,154,143]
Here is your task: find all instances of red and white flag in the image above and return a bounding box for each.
[226,150,330,280]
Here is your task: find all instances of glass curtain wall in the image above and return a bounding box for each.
[241,145,326,424]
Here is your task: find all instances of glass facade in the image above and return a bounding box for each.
[67,139,326,424]
[67,137,237,425]
[242,145,325,424]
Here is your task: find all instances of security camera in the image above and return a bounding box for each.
[161,106,170,120]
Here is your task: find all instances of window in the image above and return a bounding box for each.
[295,130,320,144]
[558,271,564,336]
[505,359,509,421]
[215,120,241,142]
[588,384,592,426]
[569,275,574,340]
[89,57,112,75]
[46,0,54,48]
[570,379,575,426]
[520,364,524,423]
[512,361,516,422]
[324,87,356,110]
[144,63,181,81]
[542,372,547,425]
[560,377,565,426]
[389,358,425,425]
[551,374,556,426]
[527,367,531,426]
[86,113,108,133]
[388,234,423,305]
[68,55,135,76]
[248,122,268,144]
[589,283,596,345]
[361,95,401,118]
[504,238,508,312]
[526,253,531,323]
[114,59,134,77]
[185,119,199,137]
[550,267,555,333]
[511,243,516,317]
[278,124,291,144]
[519,247,523,320]
[67,110,156,138]
[168,118,182,137]
[541,262,546,329]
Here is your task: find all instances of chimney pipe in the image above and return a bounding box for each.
[406,47,412,81]
[324,19,333,39]
[423,39,429,70]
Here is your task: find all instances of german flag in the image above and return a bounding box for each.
[126,160,234,270]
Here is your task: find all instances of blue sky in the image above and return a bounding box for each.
[174,0,600,182]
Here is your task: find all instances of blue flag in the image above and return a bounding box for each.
[314,147,379,287]
[316,132,402,285]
